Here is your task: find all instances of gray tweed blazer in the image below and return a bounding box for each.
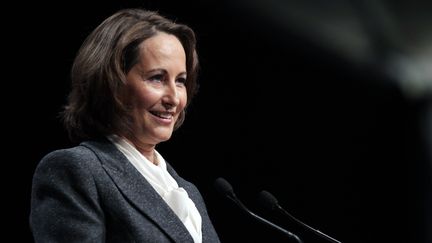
[30,139,220,243]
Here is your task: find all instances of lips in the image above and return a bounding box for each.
[150,111,174,120]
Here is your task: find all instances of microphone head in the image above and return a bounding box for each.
[258,190,279,211]
[214,177,235,197]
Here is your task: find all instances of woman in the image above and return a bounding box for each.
[30,8,220,243]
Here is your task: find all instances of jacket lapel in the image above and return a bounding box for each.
[81,140,194,243]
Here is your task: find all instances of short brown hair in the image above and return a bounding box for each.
[61,8,199,142]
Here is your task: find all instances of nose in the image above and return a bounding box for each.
[162,80,180,109]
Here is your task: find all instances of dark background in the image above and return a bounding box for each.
[6,0,432,242]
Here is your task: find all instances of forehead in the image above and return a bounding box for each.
[139,32,186,60]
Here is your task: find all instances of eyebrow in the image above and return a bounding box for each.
[144,68,187,77]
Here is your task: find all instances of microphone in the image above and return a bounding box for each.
[213,177,303,243]
[258,190,342,243]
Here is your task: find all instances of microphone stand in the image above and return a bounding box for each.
[259,190,342,243]
[226,193,304,243]
[214,177,303,243]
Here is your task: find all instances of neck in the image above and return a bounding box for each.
[122,136,158,165]
[136,144,158,165]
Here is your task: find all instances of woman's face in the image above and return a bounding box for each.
[125,32,187,145]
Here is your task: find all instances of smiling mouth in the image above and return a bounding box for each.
[150,111,174,120]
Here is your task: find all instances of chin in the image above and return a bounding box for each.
[156,130,174,142]
[156,135,172,143]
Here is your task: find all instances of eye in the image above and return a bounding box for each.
[148,74,164,82]
[176,77,187,85]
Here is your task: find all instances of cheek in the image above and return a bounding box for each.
[179,89,188,109]
[133,89,160,109]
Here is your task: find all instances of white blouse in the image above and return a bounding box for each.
[107,135,202,243]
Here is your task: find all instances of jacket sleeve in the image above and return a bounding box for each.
[30,149,105,243]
